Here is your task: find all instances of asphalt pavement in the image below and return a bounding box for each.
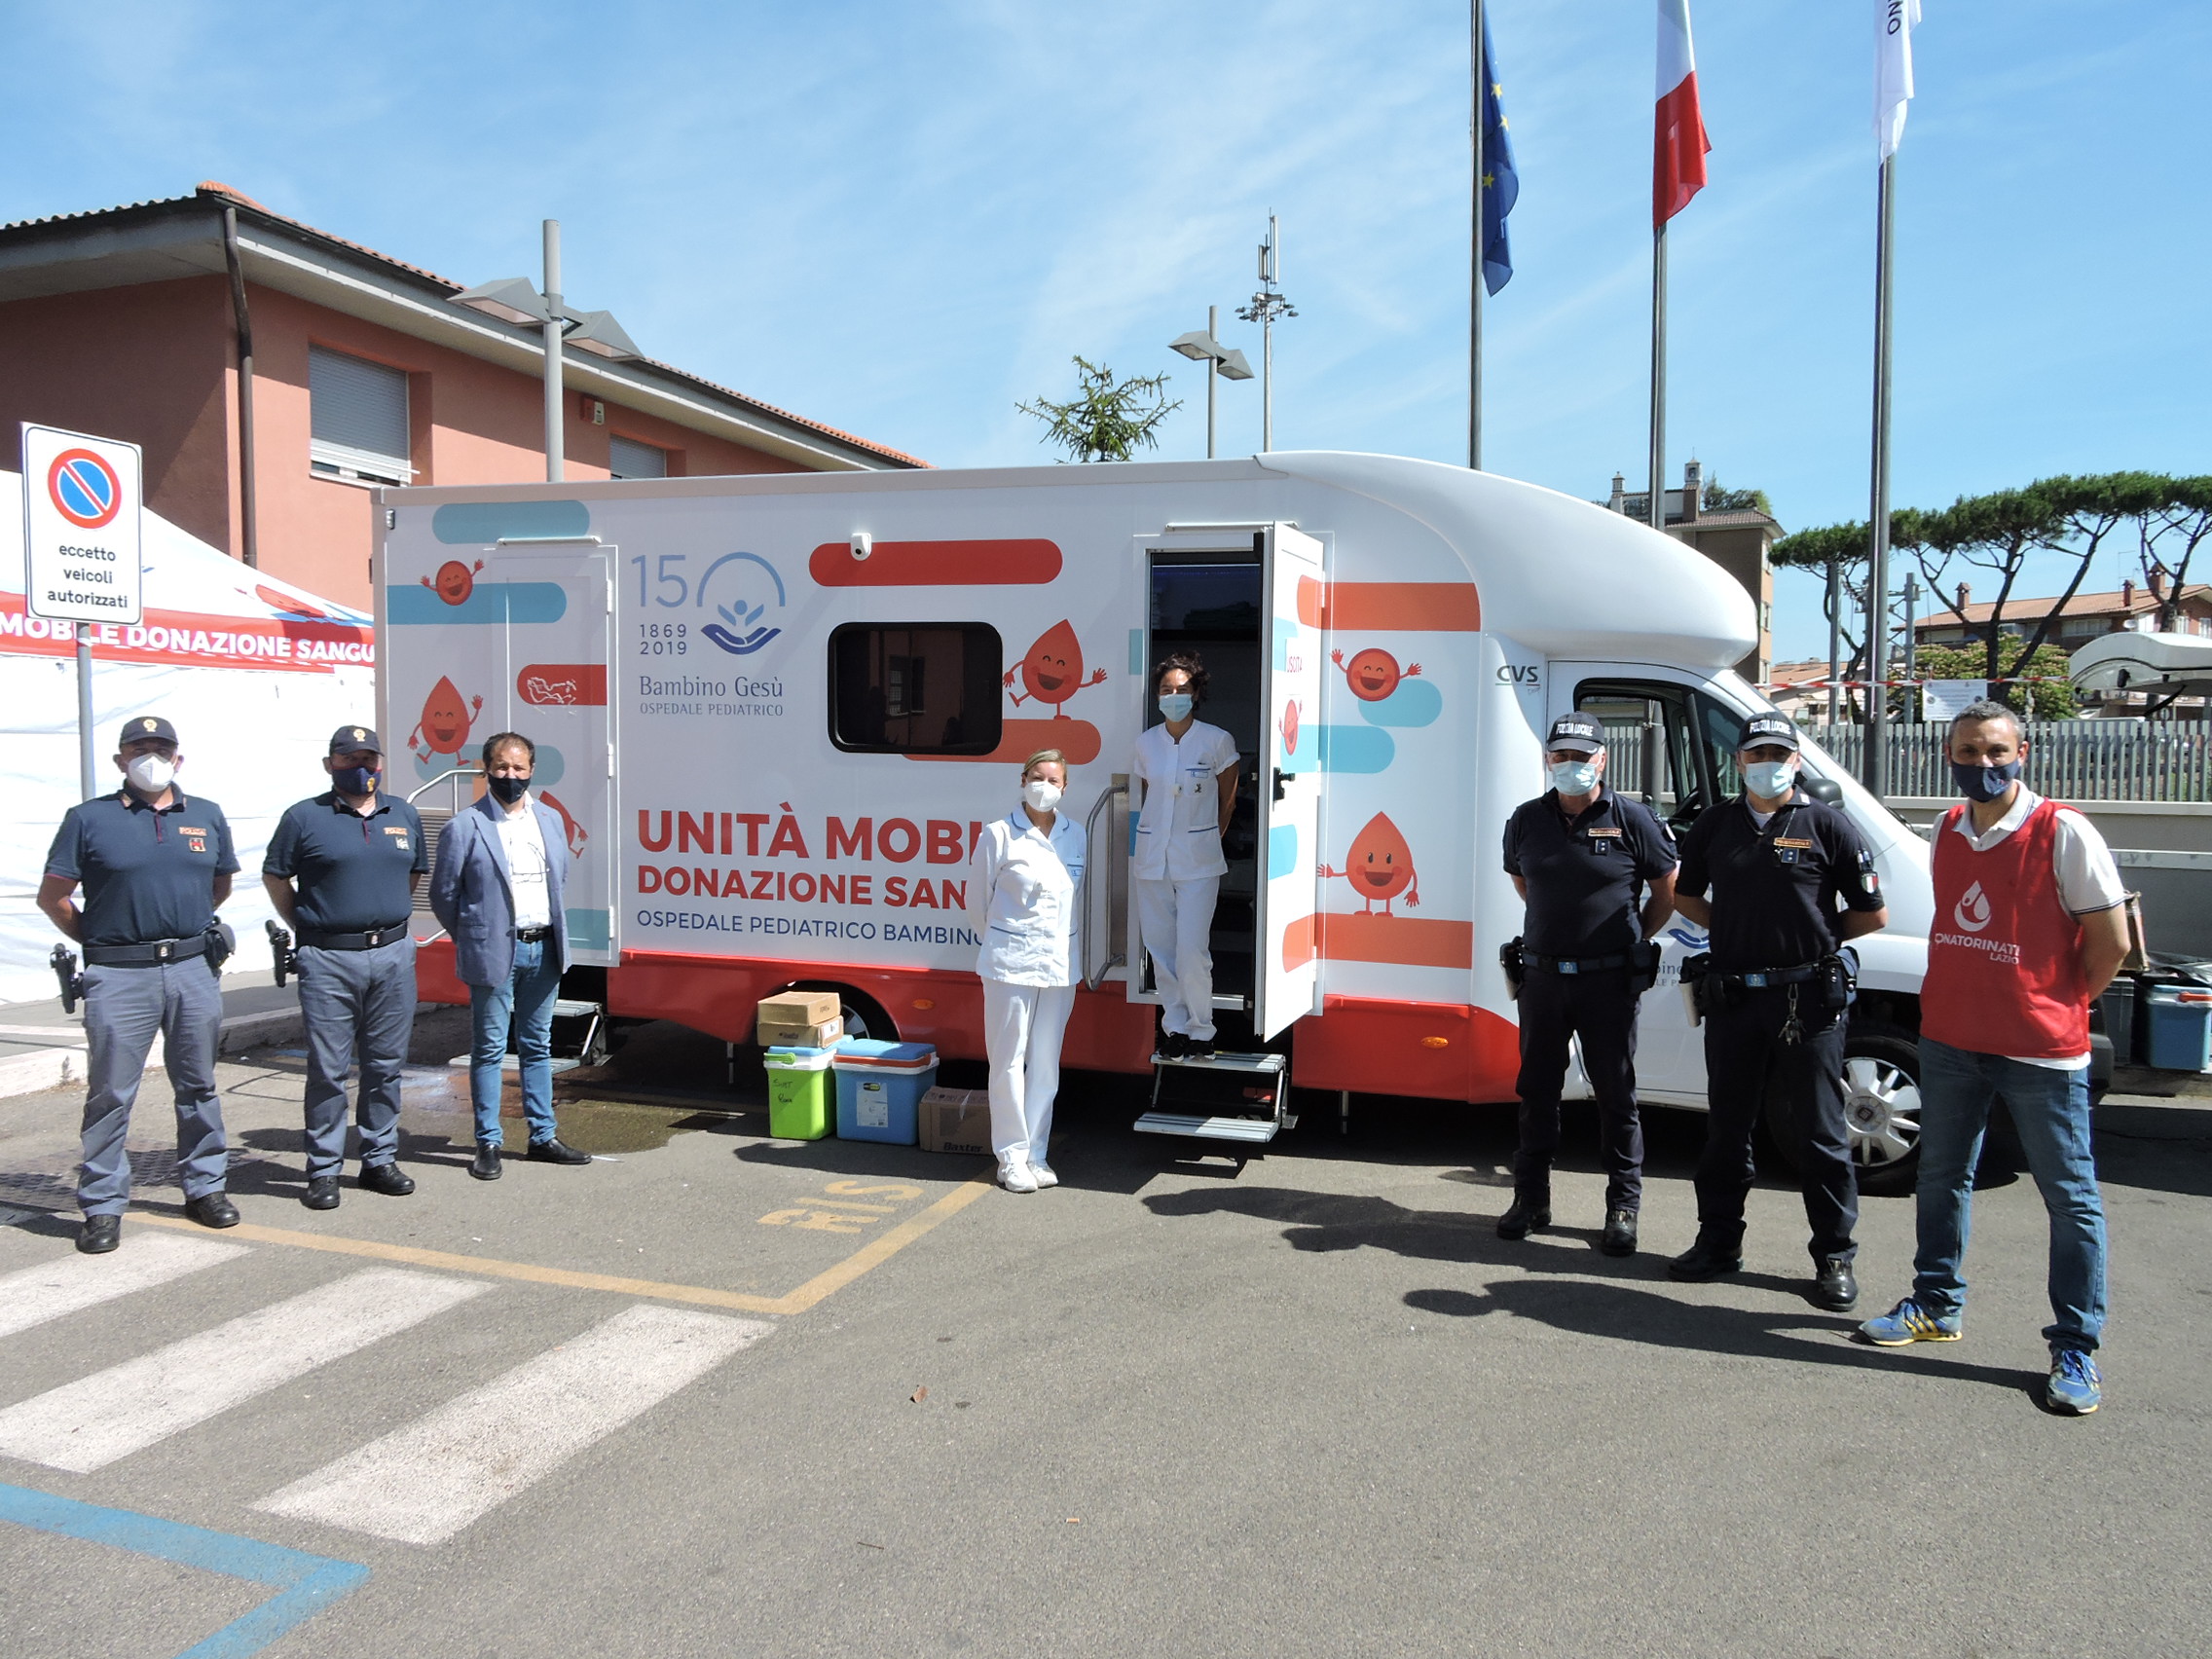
[0,1019,2206,1658]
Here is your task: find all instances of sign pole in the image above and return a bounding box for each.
[75,624,96,801]
[1864,154,1898,795]
[1469,0,1484,471]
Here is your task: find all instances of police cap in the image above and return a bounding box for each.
[118,715,178,748]
[1738,712,1801,753]
[328,724,384,756]
[1544,713,1606,756]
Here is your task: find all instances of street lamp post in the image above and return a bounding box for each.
[448,220,642,484]
[1166,306,1254,459]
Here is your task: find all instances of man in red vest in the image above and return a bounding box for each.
[1859,700,2131,1414]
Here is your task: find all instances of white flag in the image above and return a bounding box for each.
[1876,0,1923,160]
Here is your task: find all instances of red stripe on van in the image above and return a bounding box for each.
[1295,579,1480,632]
[1293,996,1521,1103]
[1283,912,1475,971]
[904,718,1101,766]
[516,664,608,706]
[810,539,1063,587]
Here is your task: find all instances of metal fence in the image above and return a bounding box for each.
[1803,722,2212,801]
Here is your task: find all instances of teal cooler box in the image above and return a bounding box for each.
[2144,985,2212,1073]
[832,1041,938,1144]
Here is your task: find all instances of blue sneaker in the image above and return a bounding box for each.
[1857,1298,1963,1346]
[2046,1348,2102,1415]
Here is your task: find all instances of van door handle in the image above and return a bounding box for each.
[1272,767,1287,803]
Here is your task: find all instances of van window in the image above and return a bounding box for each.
[830,623,1003,755]
[1574,679,1765,831]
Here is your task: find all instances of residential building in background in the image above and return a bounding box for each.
[0,184,923,608]
[1599,459,1777,683]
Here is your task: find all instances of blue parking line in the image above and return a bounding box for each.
[0,1482,368,1659]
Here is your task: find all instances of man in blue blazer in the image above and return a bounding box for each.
[428,731,591,1179]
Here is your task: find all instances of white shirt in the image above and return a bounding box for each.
[498,800,552,930]
[1132,719,1238,882]
[971,808,1087,987]
[1948,786,2126,1070]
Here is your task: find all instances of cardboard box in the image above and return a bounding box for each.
[757,990,841,1028]
[918,1087,991,1156]
[757,1017,842,1051]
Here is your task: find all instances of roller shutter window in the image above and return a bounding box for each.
[608,434,669,479]
[310,347,413,485]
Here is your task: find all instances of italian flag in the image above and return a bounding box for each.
[1654,0,1712,228]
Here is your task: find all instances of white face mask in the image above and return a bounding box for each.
[1022,778,1063,813]
[1743,759,1797,799]
[126,754,176,793]
[1549,758,1600,796]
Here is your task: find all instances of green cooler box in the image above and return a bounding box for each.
[765,1045,840,1139]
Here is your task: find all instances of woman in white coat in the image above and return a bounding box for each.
[1131,652,1239,1057]
[970,749,1086,1192]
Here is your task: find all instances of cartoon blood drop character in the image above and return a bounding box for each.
[1004,619,1106,717]
[1279,698,1302,756]
[537,790,590,858]
[408,676,485,761]
[1318,813,1420,916]
[423,560,485,606]
[1332,646,1421,704]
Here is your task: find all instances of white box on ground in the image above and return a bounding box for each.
[19,424,143,625]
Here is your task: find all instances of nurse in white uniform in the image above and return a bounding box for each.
[1132,652,1240,1057]
[970,749,1086,1193]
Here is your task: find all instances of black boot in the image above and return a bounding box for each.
[1496,1192,1551,1239]
[1601,1206,1640,1257]
[1667,1232,1744,1281]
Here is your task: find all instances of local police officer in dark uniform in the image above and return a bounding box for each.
[37,716,240,1254]
[1500,714,1679,1255]
[1668,712,1887,1309]
[263,726,427,1209]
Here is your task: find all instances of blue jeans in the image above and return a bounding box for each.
[468,939,562,1148]
[1913,1038,2108,1352]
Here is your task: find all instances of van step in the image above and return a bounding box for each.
[1150,1051,1287,1075]
[551,999,603,1018]
[448,1055,584,1076]
[1133,1112,1282,1144]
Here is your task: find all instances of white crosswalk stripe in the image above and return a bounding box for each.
[257,1303,773,1544]
[0,1268,490,1473]
[0,1234,249,1342]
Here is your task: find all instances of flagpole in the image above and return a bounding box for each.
[1647,222,1667,531]
[1863,151,1897,795]
[1825,557,1843,729]
[1469,0,1485,470]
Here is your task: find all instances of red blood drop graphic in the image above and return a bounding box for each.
[1339,647,1406,703]
[1281,699,1301,755]
[1346,812,1414,902]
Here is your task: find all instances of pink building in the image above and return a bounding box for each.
[0,183,923,608]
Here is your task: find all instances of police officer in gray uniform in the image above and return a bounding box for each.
[38,716,241,1254]
[263,726,427,1209]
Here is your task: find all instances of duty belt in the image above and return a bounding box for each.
[1524,950,1632,976]
[1718,962,1821,989]
[298,923,411,951]
[514,925,552,942]
[83,935,211,967]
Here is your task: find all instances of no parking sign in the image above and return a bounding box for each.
[19,424,142,624]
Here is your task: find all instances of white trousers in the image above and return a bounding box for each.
[981,977,1075,1169]
[1136,874,1221,1040]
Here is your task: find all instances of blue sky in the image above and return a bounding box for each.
[3,1,2206,662]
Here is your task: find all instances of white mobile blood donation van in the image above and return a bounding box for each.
[378,452,1935,1190]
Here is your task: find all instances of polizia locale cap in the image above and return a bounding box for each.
[118,715,178,747]
[327,724,384,756]
[1739,712,1801,753]
[1544,713,1606,755]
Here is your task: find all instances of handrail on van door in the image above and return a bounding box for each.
[1081,779,1129,991]
[404,767,481,943]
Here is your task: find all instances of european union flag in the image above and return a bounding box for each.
[1479,11,1518,296]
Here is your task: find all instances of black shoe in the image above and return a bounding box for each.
[1813,1255,1860,1312]
[526,1137,592,1165]
[1161,1032,1190,1060]
[358,1161,416,1198]
[77,1214,121,1254]
[184,1193,240,1230]
[469,1142,503,1181]
[302,1176,341,1211]
[1601,1207,1640,1257]
[1496,1194,1551,1239]
[1667,1234,1743,1281]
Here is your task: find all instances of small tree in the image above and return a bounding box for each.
[1700,474,1772,516]
[1912,638,2079,719]
[1018,356,1181,462]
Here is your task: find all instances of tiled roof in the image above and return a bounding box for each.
[1919,583,2211,628]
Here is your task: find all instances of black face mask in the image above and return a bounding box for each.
[332,764,379,796]
[1951,758,2023,803]
[488,774,530,805]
